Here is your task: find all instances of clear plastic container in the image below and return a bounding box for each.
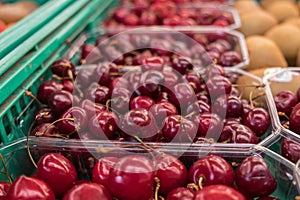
[0,137,298,199]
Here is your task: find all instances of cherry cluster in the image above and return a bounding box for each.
[122,0,230,5]
[0,152,278,200]
[79,31,242,68]
[273,89,300,163]
[106,1,234,27]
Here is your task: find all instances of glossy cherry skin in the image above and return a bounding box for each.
[169,82,197,110]
[107,155,155,200]
[56,106,88,135]
[35,108,56,125]
[62,79,74,93]
[189,155,234,187]
[236,156,277,198]
[243,108,270,137]
[48,90,73,116]
[92,157,118,188]
[37,80,63,104]
[110,87,131,114]
[63,183,112,200]
[171,57,192,75]
[32,123,61,138]
[88,110,118,140]
[142,56,164,72]
[281,138,300,163]
[274,90,297,115]
[80,44,102,64]
[229,124,259,144]
[194,184,246,200]
[37,153,77,197]
[130,95,155,110]
[218,51,242,67]
[86,83,110,105]
[205,76,232,99]
[113,8,129,22]
[6,175,55,200]
[289,103,300,135]
[183,71,203,93]
[136,70,165,98]
[139,11,159,25]
[162,115,198,143]
[213,95,243,118]
[184,100,211,118]
[51,59,75,79]
[80,99,105,117]
[194,113,223,139]
[150,101,178,127]
[205,64,226,78]
[156,154,188,196]
[166,187,194,200]
[93,62,118,87]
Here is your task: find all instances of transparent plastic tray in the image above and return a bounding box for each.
[0,137,298,199]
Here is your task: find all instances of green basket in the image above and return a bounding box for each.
[0,0,118,145]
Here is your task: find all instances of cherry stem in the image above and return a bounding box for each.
[154,177,160,200]
[295,196,300,200]
[249,88,256,108]
[185,111,196,119]
[251,92,266,101]
[24,90,43,108]
[221,138,231,144]
[278,112,290,120]
[26,121,38,168]
[198,176,204,190]
[187,183,200,191]
[75,85,84,99]
[231,162,239,167]
[52,74,71,81]
[232,84,265,88]
[0,154,12,184]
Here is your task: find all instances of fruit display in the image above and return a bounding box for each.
[104,2,240,29]
[0,137,298,199]
[0,1,39,33]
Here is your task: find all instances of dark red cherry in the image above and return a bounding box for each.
[150,1,176,19]
[169,82,197,110]
[171,57,192,75]
[130,95,155,110]
[136,70,165,97]
[156,155,188,196]
[162,115,198,143]
[6,175,55,200]
[92,157,118,188]
[274,90,297,115]
[194,184,246,200]
[37,153,77,197]
[206,42,226,54]
[188,155,234,187]
[0,182,10,197]
[80,99,105,117]
[62,79,74,93]
[113,8,129,22]
[196,92,211,105]
[184,100,211,118]
[32,123,61,137]
[107,155,155,200]
[289,103,300,135]
[166,187,195,200]
[48,90,73,116]
[86,83,110,105]
[281,138,300,163]
[150,101,178,127]
[93,62,118,87]
[139,11,159,25]
[206,76,232,99]
[75,68,95,88]
[243,108,270,137]
[110,87,131,114]
[213,95,243,118]
[230,124,259,144]
[51,59,75,79]
[124,13,139,26]
[37,80,63,104]
[88,110,118,140]
[80,44,102,64]
[236,156,277,198]
[205,64,226,78]
[63,183,112,200]
[218,51,242,67]
[142,56,164,72]
[183,71,203,93]
[35,108,56,125]
[197,9,221,25]
[163,70,179,92]
[56,106,88,135]
[194,113,223,139]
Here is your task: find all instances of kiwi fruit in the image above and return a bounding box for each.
[265,1,299,23]
[0,4,30,23]
[260,0,295,9]
[234,0,261,14]
[283,17,300,30]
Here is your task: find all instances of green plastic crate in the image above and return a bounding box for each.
[0,0,118,145]
[0,137,298,199]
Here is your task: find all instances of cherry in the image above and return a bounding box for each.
[230,87,240,97]
[184,100,211,118]
[236,156,277,198]
[113,8,130,23]
[206,42,226,55]
[205,75,232,99]
[0,182,9,197]
[197,9,222,25]
[48,90,73,116]
[88,110,118,140]
[32,123,61,137]
[218,51,242,67]
[274,90,297,115]
[37,153,77,197]
[80,99,105,117]
[93,62,118,87]
[51,59,75,79]
[142,56,164,72]
[34,108,56,125]
[63,183,112,200]
[162,115,197,143]
[80,44,102,64]
[6,176,55,200]
[56,106,88,135]
[205,64,226,78]
[123,13,139,26]
[243,108,270,137]
[156,154,188,196]
[196,92,211,105]
[92,157,118,188]
[37,80,63,104]
[109,77,129,93]
[169,82,197,110]
[171,57,192,75]
[150,1,177,19]
[75,68,95,88]
[281,138,300,163]
[86,83,110,105]
[130,95,155,110]
[194,113,223,139]
[194,184,246,200]
[289,103,300,135]
[107,155,155,200]
[189,155,234,187]
[110,87,131,114]
[162,70,179,91]
[150,101,178,127]
[62,79,74,93]
[140,11,159,25]
[136,70,165,98]
[166,187,195,200]
[183,71,203,93]
[213,95,243,118]
[228,124,259,144]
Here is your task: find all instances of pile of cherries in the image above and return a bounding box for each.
[0,152,279,200]
[31,52,270,145]
[106,1,234,27]
[273,88,300,163]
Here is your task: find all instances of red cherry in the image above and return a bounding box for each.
[34,108,56,125]
[194,113,223,139]
[37,80,63,104]
[188,155,234,187]
[107,155,155,200]
[166,187,195,200]
[139,11,159,25]
[80,99,105,117]
[113,8,129,23]
[236,156,277,198]
[150,101,178,127]
[86,83,110,105]
[123,13,139,26]
[37,153,77,197]
[289,103,300,135]
[194,184,246,200]
[92,157,118,188]
[229,124,259,144]
[48,90,73,116]
[243,108,270,137]
[281,138,300,163]
[80,44,102,64]
[156,154,188,196]
[6,175,55,200]
[0,182,10,197]
[218,51,242,67]
[63,183,112,200]
[142,56,164,72]
[274,90,298,116]
[130,95,155,110]
[206,76,232,99]
[51,59,75,79]
[32,123,60,137]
